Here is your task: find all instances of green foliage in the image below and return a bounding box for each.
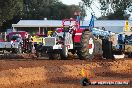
[81,0,92,7]
[99,0,130,12]
[0,0,23,25]
[22,0,85,20]
[98,9,125,20]
[99,0,131,20]
[82,0,131,20]
[0,0,86,29]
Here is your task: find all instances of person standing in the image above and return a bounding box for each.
[28,35,33,53]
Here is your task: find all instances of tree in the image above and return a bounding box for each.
[0,0,86,30]
[81,0,131,20]
[22,0,86,20]
[0,0,23,26]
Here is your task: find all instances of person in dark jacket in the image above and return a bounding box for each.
[28,35,33,53]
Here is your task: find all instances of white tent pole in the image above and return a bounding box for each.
[13,27,15,31]
[39,27,40,34]
[43,27,44,34]
[4,32,6,41]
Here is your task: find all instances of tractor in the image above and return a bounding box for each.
[111,31,132,58]
[124,32,132,57]
[36,15,103,60]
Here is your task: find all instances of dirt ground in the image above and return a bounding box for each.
[0,56,131,88]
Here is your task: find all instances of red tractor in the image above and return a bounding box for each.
[36,16,102,59]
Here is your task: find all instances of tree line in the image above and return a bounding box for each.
[1,0,131,30]
[0,0,86,30]
[81,0,131,20]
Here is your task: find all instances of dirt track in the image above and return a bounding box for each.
[0,57,131,88]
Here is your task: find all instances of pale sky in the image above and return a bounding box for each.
[59,0,101,20]
[60,0,81,5]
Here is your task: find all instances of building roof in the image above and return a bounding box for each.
[12,20,62,27]
[12,20,132,28]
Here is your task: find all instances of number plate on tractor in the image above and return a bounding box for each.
[44,37,56,46]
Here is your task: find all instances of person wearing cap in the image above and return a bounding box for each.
[69,22,77,34]
[16,34,22,42]
[28,35,33,53]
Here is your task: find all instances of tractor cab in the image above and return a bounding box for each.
[61,18,84,43]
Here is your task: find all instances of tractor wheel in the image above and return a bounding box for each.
[102,39,113,59]
[35,45,42,57]
[77,31,95,59]
[80,77,90,86]
[128,52,132,58]
[48,53,61,60]
[61,45,68,59]
[18,44,23,54]
[12,44,22,54]
[36,51,41,57]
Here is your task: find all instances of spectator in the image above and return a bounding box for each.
[28,35,33,53]
[102,27,106,31]
[16,34,22,42]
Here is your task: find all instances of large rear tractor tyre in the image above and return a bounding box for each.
[77,31,95,60]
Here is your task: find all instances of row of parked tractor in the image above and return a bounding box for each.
[0,15,132,60]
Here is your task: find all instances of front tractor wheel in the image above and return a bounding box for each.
[12,44,23,54]
[61,45,68,59]
[77,31,95,59]
[17,44,23,54]
[48,53,61,60]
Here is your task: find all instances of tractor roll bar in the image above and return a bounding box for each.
[62,18,80,28]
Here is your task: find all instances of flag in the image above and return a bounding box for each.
[76,16,80,22]
[81,68,85,77]
[89,15,94,30]
[76,16,80,26]
[124,20,129,32]
[81,68,88,77]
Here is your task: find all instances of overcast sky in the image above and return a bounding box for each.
[59,0,101,20]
